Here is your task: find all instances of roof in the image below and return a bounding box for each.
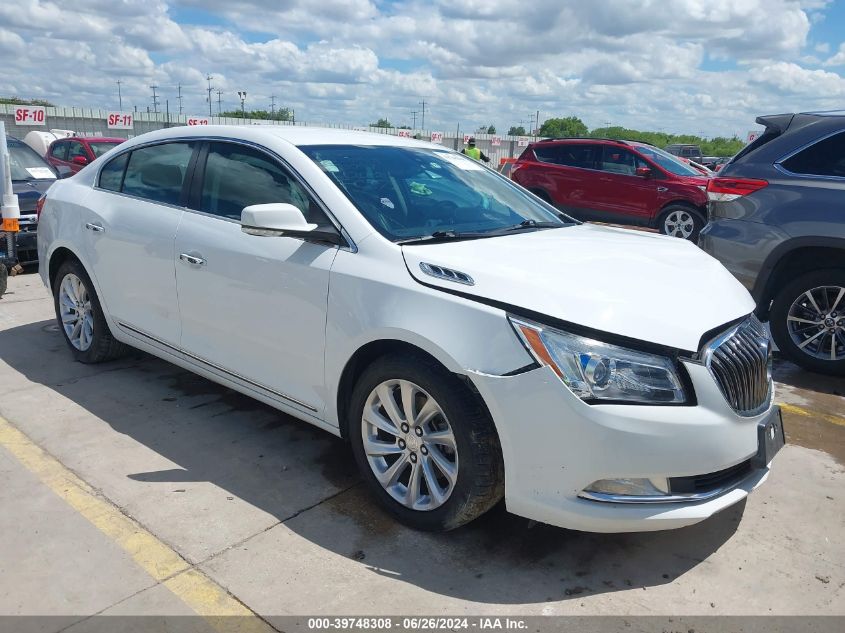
[116,125,444,150]
[61,136,126,143]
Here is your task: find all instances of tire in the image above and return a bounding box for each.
[658,205,704,241]
[0,263,7,299]
[53,258,127,363]
[770,269,845,376]
[348,353,504,531]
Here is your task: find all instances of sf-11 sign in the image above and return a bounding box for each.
[107,112,133,130]
[430,131,444,144]
[14,106,46,125]
[187,117,210,126]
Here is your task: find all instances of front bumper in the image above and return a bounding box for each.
[467,361,774,532]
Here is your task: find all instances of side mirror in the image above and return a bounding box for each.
[71,155,89,166]
[241,203,343,245]
[635,166,652,178]
[56,165,74,179]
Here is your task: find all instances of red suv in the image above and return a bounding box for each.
[46,136,124,174]
[511,138,710,240]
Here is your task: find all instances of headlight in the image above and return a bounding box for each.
[509,316,687,404]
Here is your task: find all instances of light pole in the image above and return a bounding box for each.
[116,80,122,110]
[237,91,247,122]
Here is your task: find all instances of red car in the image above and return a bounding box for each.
[46,136,124,174]
[511,138,710,240]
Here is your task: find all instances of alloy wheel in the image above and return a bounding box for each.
[787,285,845,361]
[663,209,696,239]
[361,379,458,511]
[58,273,94,351]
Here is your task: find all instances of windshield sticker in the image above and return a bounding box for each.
[434,151,483,171]
[319,159,339,173]
[26,167,56,179]
[428,162,442,169]
[380,197,395,209]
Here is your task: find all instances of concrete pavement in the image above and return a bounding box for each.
[0,271,843,630]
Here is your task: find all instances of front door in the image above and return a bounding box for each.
[592,146,657,223]
[174,141,338,416]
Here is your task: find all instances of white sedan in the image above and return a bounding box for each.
[37,126,783,532]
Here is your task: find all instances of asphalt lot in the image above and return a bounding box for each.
[0,269,843,630]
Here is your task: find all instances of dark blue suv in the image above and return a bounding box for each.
[700,111,845,376]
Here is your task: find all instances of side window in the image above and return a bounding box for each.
[534,144,599,169]
[98,153,129,192]
[122,142,194,205]
[781,131,845,178]
[599,147,646,176]
[68,141,87,160]
[199,142,330,224]
[50,142,67,160]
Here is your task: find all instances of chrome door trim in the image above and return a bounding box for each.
[117,321,318,413]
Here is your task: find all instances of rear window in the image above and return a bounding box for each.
[780,131,845,178]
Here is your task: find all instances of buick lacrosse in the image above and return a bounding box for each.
[37,126,783,532]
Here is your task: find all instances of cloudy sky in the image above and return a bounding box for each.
[1,0,844,137]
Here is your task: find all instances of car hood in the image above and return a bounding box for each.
[401,224,754,352]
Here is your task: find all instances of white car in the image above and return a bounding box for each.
[37,126,784,533]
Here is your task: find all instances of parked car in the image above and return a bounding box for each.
[38,126,782,533]
[46,136,124,174]
[2,136,57,267]
[700,111,845,376]
[510,138,710,240]
[665,143,704,164]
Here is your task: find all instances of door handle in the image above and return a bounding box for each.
[179,253,206,266]
[85,222,105,232]
[656,186,669,192]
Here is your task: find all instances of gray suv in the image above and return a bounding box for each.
[700,111,845,376]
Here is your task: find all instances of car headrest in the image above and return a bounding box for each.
[141,163,182,189]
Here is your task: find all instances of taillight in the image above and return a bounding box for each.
[36,195,46,221]
[706,178,768,202]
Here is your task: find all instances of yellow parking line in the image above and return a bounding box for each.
[778,402,845,427]
[0,415,275,632]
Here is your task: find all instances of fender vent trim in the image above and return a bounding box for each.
[419,262,475,286]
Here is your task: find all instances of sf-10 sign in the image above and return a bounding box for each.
[15,106,46,125]
[107,112,133,130]
[187,117,210,126]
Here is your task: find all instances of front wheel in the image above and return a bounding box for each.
[348,354,504,531]
[770,269,845,376]
[658,205,704,241]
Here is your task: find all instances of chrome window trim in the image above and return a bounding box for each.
[773,127,845,182]
[93,135,357,253]
[117,321,318,413]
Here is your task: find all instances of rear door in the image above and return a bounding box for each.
[83,141,198,346]
[174,140,338,416]
[592,146,657,223]
[531,143,602,215]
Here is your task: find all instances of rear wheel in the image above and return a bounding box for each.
[658,205,704,241]
[53,258,126,363]
[348,354,504,531]
[770,269,845,376]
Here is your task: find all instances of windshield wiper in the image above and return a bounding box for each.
[396,230,492,245]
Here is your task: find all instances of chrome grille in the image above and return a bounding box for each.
[705,316,772,416]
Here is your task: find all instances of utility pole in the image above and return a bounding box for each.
[411,110,417,129]
[206,74,213,117]
[270,95,277,119]
[419,100,426,131]
[177,84,184,115]
[150,85,160,114]
[216,90,223,115]
[237,91,247,122]
[116,80,123,110]
[535,110,540,139]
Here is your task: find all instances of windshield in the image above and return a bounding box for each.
[8,142,56,181]
[89,141,122,158]
[634,145,701,177]
[299,145,569,242]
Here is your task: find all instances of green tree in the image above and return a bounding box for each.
[487,124,496,134]
[370,118,393,128]
[508,125,526,136]
[539,116,588,138]
[221,108,292,121]
[0,96,56,107]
